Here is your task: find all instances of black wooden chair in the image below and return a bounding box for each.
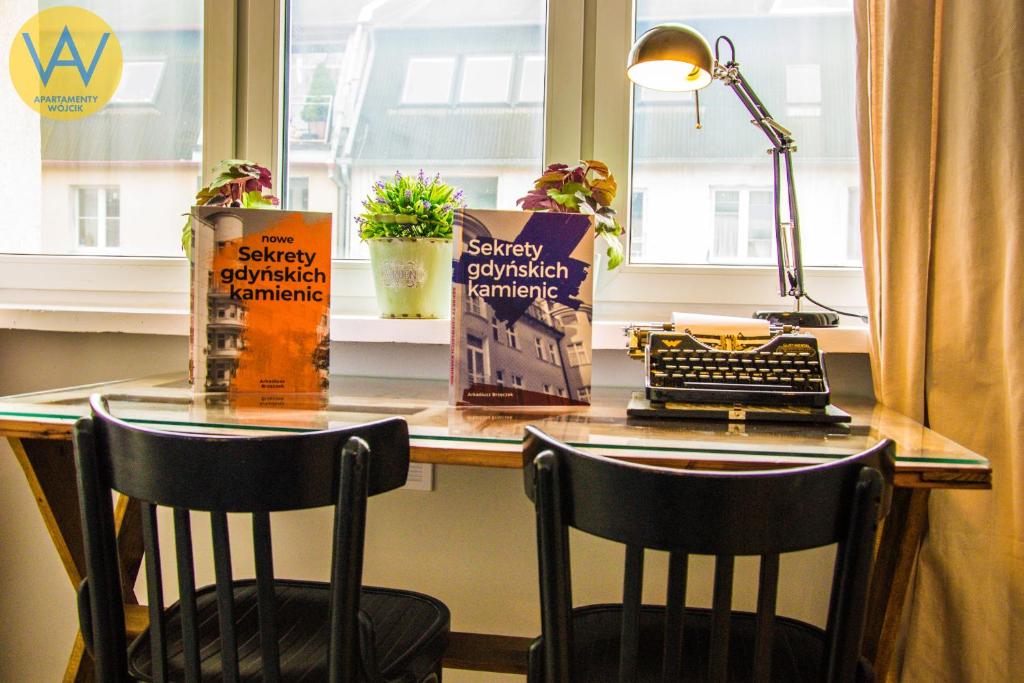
[522,426,892,683]
[74,394,449,682]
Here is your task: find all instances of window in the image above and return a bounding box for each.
[555,387,566,398]
[511,374,524,389]
[786,64,822,117]
[577,386,590,402]
[507,323,519,349]
[629,190,645,261]
[712,189,773,262]
[534,336,545,361]
[491,317,502,342]
[495,369,505,386]
[466,295,483,317]
[518,55,544,102]
[401,57,456,104]
[459,55,514,103]
[287,177,310,211]
[74,187,120,251]
[547,341,561,367]
[110,61,166,105]
[285,0,546,259]
[543,383,552,394]
[630,1,859,269]
[566,340,587,367]
[0,2,202,257]
[847,187,862,262]
[466,334,488,384]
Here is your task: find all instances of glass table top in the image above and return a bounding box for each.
[0,374,990,480]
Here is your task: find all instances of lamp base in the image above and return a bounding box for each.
[753,310,840,328]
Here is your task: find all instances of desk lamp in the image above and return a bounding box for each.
[627,23,839,328]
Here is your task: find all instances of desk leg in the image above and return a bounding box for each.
[9,437,145,683]
[862,487,930,682]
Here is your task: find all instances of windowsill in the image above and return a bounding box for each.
[0,305,870,353]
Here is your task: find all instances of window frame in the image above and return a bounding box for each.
[0,0,868,336]
[72,186,121,253]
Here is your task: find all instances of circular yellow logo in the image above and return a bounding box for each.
[8,6,123,120]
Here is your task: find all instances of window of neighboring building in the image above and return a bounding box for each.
[110,61,166,105]
[401,57,456,104]
[466,334,488,384]
[459,55,514,103]
[518,55,544,102]
[711,188,773,262]
[287,177,310,211]
[786,64,822,117]
[74,187,120,251]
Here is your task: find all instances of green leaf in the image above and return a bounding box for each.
[603,234,624,270]
[546,189,579,210]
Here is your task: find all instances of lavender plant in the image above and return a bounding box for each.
[357,170,464,240]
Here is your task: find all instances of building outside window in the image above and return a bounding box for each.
[74,187,120,251]
[459,55,513,103]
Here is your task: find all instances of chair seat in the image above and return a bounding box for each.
[531,603,872,683]
[128,579,449,682]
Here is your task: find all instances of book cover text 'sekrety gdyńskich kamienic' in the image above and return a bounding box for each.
[450,209,594,406]
[190,206,332,394]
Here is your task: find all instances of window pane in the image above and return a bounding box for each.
[459,55,513,103]
[631,1,859,266]
[285,0,547,259]
[401,57,456,104]
[0,1,203,256]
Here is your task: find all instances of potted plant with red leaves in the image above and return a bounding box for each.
[516,160,625,269]
[181,159,279,258]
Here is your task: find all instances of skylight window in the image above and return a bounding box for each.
[401,57,456,104]
[518,55,545,102]
[459,55,513,103]
[111,61,166,105]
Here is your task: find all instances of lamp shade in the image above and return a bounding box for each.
[626,23,714,92]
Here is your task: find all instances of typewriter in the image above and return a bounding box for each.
[625,323,850,423]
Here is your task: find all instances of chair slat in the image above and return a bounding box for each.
[141,501,168,683]
[534,451,574,683]
[618,544,644,683]
[253,512,281,683]
[662,551,689,681]
[753,553,780,682]
[211,511,240,683]
[172,508,201,682]
[709,555,735,683]
[330,438,369,683]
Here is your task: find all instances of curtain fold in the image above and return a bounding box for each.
[856,0,1024,679]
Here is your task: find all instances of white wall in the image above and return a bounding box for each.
[0,330,871,682]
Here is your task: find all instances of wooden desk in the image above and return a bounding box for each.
[0,374,990,682]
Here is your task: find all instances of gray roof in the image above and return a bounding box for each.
[350,15,855,164]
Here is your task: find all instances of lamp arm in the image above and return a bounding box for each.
[713,61,805,301]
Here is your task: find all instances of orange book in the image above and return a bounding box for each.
[189,207,332,394]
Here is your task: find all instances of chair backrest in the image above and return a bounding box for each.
[522,426,891,683]
[74,393,410,683]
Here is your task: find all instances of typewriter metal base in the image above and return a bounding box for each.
[627,393,852,424]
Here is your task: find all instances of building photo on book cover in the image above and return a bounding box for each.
[190,206,332,394]
[451,209,594,406]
